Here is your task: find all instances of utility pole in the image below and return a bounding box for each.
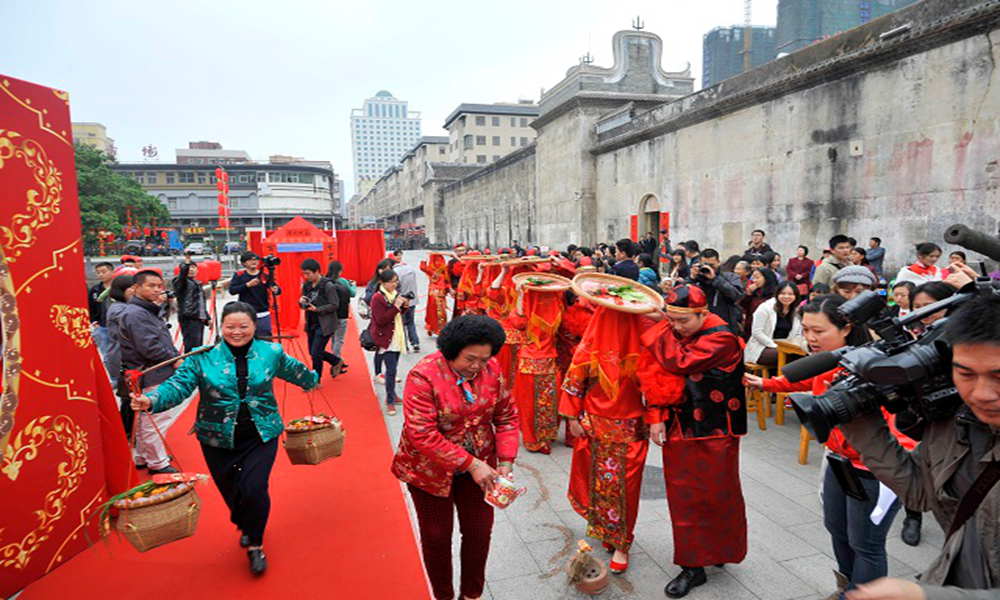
[742,0,753,73]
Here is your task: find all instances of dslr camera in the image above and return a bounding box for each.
[262,254,281,268]
[401,291,416,301]
[790,223,1000,443]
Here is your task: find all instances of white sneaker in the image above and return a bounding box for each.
[396,376,402,383]
[374,374,385,384]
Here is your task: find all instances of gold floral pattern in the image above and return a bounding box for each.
[0,414,88,570]
[0,130,64,262]
[48,305,92,349]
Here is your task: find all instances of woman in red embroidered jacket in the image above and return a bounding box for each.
[391,315,518,600]
[745,294,917,599]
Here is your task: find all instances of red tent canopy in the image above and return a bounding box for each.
[249,227,385,288]
[261,217,337,331]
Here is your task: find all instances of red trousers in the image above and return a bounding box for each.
[408,474,494,600]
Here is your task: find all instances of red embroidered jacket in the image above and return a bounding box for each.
[391,352,519,497]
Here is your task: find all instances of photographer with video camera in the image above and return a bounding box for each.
[832,263,1000,599]
[745,294,918,598]
[229,252,281,338]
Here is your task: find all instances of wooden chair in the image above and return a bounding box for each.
[775,339,812,464]
[743,362,769,431]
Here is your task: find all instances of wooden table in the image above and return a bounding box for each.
[775,339,811,463]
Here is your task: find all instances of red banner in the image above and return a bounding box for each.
[0,75,131,595]
[629,214,638,242]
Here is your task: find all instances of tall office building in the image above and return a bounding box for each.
[776,0,919,55]
[350,91,422,190]
[702,26,777,88]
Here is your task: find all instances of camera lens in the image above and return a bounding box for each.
[790,381,882,443]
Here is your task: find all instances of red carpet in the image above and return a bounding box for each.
[21,317,431,600]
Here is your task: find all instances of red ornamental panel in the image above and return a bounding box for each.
[0,75,131,596]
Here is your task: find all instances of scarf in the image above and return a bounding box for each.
[906,262,941,278]
[380,286,407,354]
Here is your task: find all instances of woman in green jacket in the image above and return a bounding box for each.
[131,301,318,576]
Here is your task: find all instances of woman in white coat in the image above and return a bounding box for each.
[744,282,802,367]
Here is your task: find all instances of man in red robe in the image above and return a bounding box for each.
[456,253,486,316]
[638,285,748,598]
[447,244,467,319]
[560,307,670,575]
[513,279,565,453]
[488,261,533,389]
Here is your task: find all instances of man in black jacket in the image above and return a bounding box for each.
[118,270,183,474]
[174,257,209,350]
[300,259,343,379]
[610,238,640,281]
[88,261,115,358]
[689,248,744,335]
[229,252,279,338]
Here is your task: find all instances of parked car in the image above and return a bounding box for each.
[123,240,145,256]
[184,242,207,255]
[223,241,242,254]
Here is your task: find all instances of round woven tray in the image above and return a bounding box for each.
[512,272,572,292]
[459,255,496,262]
[571,272,664,314]
[499,256,550,266]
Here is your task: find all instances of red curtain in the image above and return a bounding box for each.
[336,230,386,283]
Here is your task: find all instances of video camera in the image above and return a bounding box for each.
[260,254,282,296]
[788,224,1000,443]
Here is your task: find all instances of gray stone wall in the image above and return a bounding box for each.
[594,25,1000,274]
[438,146,536,248]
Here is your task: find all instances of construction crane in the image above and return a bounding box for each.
[742,0,753,72]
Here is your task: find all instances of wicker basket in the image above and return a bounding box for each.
[511,272,572,292]
[284,421,345,465]
[115,487,201,552]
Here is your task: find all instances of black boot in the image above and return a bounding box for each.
[664,567,707,598]
[239,534,250,548]
[901,512,922,546]
[247,548,267,575]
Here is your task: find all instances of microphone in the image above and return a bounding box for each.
[782,350,841,382]
[944,224,1000,262]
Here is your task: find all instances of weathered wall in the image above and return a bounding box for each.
[438,145,537,247]
[594,25,1000,272]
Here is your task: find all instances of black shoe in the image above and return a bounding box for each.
[664,567,707,598]
[148,465,179,475]
[239,534,251,548]
[247,549,267,575]
[135,462,148,470]
[413,345,421,352]
[901,515,922,546]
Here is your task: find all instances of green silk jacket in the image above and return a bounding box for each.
[149,339,318,448]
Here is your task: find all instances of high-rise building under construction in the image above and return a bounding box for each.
[776,0,919,55]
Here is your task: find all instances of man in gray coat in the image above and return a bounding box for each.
[841,278,1000,599]
[866,237,886,279]
[118,270,184,474]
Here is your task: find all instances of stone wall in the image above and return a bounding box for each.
[438,145,536,248]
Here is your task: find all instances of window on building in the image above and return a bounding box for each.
[520,118,528,127]
[491,116,500,126]
[237,174,249,183]
[491,136,500,146]
[179,172,195,183]
[510,136,516,146]
[256,172,266,182]
[476,155,487,163]
[520,137,528,146]
[168,199,178,210]
[197,172,207,184]
[510,117,516,126]
[439,146,446,155]
[476,135,486,145]
[166,172,175,184]
[475,116,485,126]
[492,155,501,161]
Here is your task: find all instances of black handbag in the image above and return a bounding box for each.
[359,325,378,352]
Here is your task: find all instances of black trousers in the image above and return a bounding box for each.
[200,431,279,547]
[180,318,205,351]
[306,324,341,375]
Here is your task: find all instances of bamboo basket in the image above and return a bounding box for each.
[284,421,345,465]
[115,486,201,552]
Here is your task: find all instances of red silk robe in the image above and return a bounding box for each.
[491,264,534,390]
[559,307,649,552]
[456,261,484,315]
[638,313,748,568]
[513,286,564,452]
[448,258,466,318]
[420,254,450,336]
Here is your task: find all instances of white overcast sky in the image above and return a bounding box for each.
[1,0,777,196]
